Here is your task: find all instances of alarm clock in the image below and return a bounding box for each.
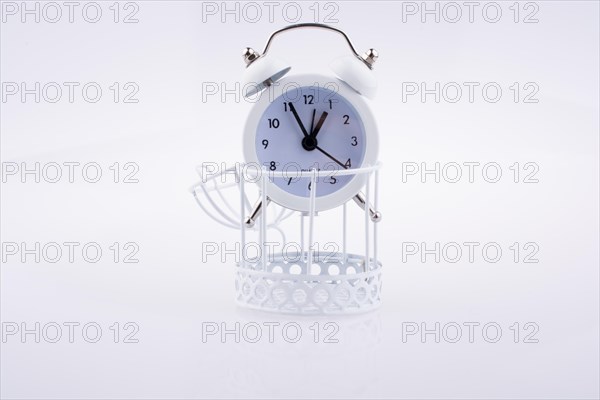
[241,23,380,225]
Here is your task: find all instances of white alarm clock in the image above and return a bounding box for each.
[241,24,380,225]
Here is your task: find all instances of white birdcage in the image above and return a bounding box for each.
[190,162,383,315]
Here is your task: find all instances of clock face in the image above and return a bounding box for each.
[255,85,366,198]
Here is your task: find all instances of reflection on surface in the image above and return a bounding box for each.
[194,308,383,398]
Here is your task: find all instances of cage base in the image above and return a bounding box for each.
[235,251,382,315]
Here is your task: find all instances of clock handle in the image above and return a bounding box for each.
[353,193,382,223]
[245,197,271,228]
[258,23,377,70]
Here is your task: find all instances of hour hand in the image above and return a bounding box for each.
[311,111,328,138]
[287,102,310,138]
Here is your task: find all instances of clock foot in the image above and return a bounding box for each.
[245,197,271,228]
[353,193,381,222]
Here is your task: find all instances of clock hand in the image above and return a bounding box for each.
[309,108,316,136]
[310,111,328,138]
[315,145,381,222]
[315,145,346,169]
[287,102,310,138]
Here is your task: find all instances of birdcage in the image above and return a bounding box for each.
[190,162,382,314]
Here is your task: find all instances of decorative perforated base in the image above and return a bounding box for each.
[235,251,382,314]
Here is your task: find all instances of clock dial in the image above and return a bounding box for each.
[255,86,366,198]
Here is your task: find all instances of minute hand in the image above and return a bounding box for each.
[287,102,310,138]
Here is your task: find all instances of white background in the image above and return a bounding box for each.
[1,1,599,399]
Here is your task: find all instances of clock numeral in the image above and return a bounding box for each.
[328,176,337,184]
[344,158,351,168]
[308,181,311,191]
[351,136,358,146]
[343,115,350,125]
[262,139,269,149]
[328,99,333,109]
[283,102,289,112]
[269,161,277,171]
[268,118,280,129]
[303,95,314,105]
[287,177,293,185]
